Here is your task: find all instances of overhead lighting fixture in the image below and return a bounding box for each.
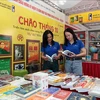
[58,0,67,5]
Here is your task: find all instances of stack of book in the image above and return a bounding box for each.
[88,78,100,98]
[14,83,41,98]
[0,75,14,82]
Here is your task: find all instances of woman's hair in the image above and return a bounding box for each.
[64,28,78,45]
[42,30,54,48]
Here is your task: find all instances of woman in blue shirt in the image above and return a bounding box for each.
[41,30,61,72]
[63,28,86,75]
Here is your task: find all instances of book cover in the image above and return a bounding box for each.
[88,84,100,98]
[41,70,54,76]
[35,91,52,99]
[0,85,19,94]
[67,92,96,100]
[70,81,87,90]
[46,53,57,62]
[43,86,61,94]
[60,50,75,57]
[46,96,62,100]
[14,83,41,98]
[61,81,77,89]
[53,89,72,100]
[0,80,10,88]
[0,75,14,82]
[26,94,46,100]
[0,94,23,100]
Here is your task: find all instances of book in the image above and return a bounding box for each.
[46,53,57,62]
[26,94,46,100]
[0,75,14,82]
[67,92,96,100]
[10,77,32,87]
[88,84,100,98]
[0,80,10,88]
[48,76,63,85]
[46,96,62,100]
[41,70,54,76]
[0,94,23,100]
[35,91,52,99]
[53,89,72,100]
[61,81,78,89]
[24,74,32,80]
[43,86,61,94]
[59,50,75,57]
[0,85,19,94]
[14,83,41,98]
[76,78,95,92]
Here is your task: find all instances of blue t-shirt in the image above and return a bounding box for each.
[63,40,84,54]
[41,41,60,56]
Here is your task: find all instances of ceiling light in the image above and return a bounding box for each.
[58,0,67,5]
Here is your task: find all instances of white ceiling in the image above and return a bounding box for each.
[42,0,100,30]
[49,0,82,10]
[49,0,100,15]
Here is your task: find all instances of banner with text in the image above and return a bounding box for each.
[69,10,100,24]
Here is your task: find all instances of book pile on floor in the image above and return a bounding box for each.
[0,71,99,99]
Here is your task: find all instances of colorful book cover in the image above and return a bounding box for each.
[35,91,52,99]
[67,92,96,100]
[43,86,61,94]
[46,96,62,100]
[26,94,46,100]
[0,85,19,94]
[56,73,67,78]
[53,90,72,100]
[0,94,23,100]
[14,83,41,98]
[0,75,14,82]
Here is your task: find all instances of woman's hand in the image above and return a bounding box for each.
[70,54,76,58]
[53,56,60,60]
[43,56,48,61]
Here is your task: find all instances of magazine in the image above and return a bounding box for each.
[46,53,57,62]
[60,50,75,57]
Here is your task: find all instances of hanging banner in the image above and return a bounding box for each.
[0,0,64,72]
[69,10,100,24]
[0,0,64,44]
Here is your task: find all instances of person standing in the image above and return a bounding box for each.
[63,28,86,75]
[41,30,61,72]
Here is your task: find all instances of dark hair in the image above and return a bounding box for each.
[42,30,54,48]
[64,28,78,45]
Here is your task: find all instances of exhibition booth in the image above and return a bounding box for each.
[0,0,100,100]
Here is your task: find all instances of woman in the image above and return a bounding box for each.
[41,30,61,72]
[63,28,86,75]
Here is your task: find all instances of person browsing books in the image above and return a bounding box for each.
[41,30,61,72]
[62,28,86,75]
